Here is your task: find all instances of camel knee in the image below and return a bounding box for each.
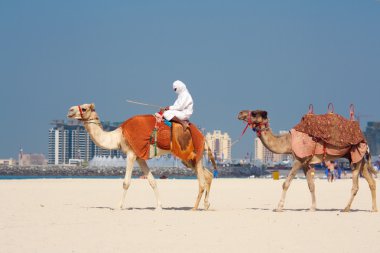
[123,181,131,190]
[369,183,376,191]
[148,178,157,189]
[352,186,359,195]
[282,182,290,191]
[308,184,315,192]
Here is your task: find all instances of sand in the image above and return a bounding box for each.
[0,177,379,253]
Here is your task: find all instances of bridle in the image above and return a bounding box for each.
[77,105,101,125]
[241,110,270,137]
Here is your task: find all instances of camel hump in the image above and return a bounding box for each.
[293,113,365,148]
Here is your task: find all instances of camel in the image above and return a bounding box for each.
[237,110,377,212]
[67,103,216,211]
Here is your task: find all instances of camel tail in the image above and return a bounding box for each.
[205,141,218,171]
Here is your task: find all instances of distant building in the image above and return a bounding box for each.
[205,130,232,162]
[254,137,273,165]
[255,130,292,165]
[365,122,380,156]
[48,120,123,165]
[18,148,47,166]
[0,158,16,166]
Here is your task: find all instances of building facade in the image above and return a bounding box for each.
[18,149,47,166]
[365,122,380,156]
[0,158,16,166]
[205,130,232,162]
[48,120,123,165]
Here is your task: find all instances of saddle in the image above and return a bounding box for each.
[293,112,365,148]
[291,104,367,163]
[120,115,204,165]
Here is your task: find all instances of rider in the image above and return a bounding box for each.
[161,80,193,130]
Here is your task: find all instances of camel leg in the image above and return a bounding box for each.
[118,152,136,209]
[275,160,303,212]
[202,167,213,210]
[136,158,163,211]
[361,161,378,212]
[304,166,316,211]
[192,161,206,211]
[342,163,361,212]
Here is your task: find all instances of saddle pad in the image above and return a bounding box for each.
[290,129,367,164]
[120,115,157,160]
[171,123,205,166]
[293,113,365,148]
[120,115,204,163]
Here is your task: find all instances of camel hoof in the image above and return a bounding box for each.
[204,202,210,210]
[371,208,378,212]
[341,208,350,212]
[273,208,283,212]
[309,207,316,212]
[191,207,198,211]
[155,206,163,212]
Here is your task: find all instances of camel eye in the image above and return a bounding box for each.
[251,112,257,117]
[82,108,87,112]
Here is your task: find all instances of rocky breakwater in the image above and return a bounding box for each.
[0,164,268,178]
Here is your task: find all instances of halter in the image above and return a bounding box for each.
[251,121,270,137]
[240,111,270,138]
[78,105,84,119]
[77,105,101,126]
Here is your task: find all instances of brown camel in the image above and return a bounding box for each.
[67,103,216,210]
[238,110,377,212]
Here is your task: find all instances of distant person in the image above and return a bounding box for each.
[325,160,336,182]
[161,80,193,130]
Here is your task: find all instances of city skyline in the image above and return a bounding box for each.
[1,1,380,159]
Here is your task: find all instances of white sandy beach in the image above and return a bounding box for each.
[1,177,379,253]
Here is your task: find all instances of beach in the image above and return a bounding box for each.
[1,177,379,253]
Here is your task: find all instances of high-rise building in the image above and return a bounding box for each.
[205,130,231,162]
[48,120,123,165]
[254,137,273,164]
[365,122,380,156]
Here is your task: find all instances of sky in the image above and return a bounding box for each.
[0,0,379,160]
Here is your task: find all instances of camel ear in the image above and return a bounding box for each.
[262,111,268,119]
[90,103,95,110]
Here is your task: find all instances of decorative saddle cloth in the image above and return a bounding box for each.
[293,113,365,148]
[120,115,204,165]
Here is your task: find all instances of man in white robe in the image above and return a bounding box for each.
[162,80,193,129]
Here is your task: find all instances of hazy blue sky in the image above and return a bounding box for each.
[0,0,379,159]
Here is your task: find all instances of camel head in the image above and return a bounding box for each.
[67,103,96,121]
[237,110,268,124]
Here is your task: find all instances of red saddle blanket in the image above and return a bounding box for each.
[120,115,204,165]
[293,113,365,148]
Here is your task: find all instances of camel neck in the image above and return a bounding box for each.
[83,112,122,150]
[257,128,292,154]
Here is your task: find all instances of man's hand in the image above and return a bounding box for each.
[160,106,169,112]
